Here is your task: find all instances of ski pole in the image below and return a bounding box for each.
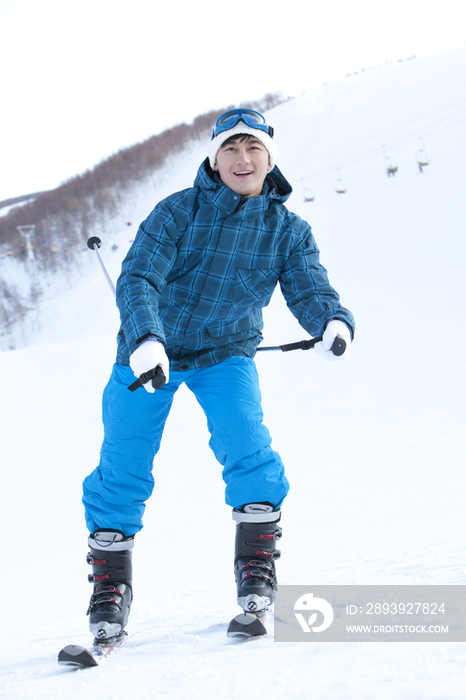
[87,237,117,298]
[257,336,346,356]
[86,236,166,390]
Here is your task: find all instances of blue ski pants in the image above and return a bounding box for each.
[82,357,289,536]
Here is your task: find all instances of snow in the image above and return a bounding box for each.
[1,46,466,699]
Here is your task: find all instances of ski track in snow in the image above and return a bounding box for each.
[1,47,466,699]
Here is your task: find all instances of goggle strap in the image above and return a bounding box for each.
[210,124,274,140]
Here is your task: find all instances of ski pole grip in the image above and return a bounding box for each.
[151,366,166,390]
[331,337,347,356]
[128,366,166,392]
[87,236,102,250]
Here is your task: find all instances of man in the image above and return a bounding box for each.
[82,108,355,640]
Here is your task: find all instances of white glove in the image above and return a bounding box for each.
[315,320,352,362]
[129,339,169,392]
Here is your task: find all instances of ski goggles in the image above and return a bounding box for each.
[211,109,274,139]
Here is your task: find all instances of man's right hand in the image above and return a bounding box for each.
[129,339,170,392]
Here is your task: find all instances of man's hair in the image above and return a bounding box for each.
[220,133,263,148]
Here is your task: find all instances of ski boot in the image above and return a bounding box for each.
[86,529,134,643]
[227,503,282,638]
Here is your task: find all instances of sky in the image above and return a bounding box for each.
[1,0,465,201]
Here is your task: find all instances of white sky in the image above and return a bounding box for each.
[1,0,465,200]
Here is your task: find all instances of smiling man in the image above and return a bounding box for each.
[213,134,271,197]
[82,108,355,642]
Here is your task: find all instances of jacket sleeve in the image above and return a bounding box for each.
[116,200,179,354]
[278,220,355,338]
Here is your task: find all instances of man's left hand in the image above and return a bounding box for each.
[315,320,352,361]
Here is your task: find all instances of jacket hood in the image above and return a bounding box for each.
[194,158,293,204]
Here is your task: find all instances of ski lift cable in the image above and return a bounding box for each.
[299,144,395,180]
[311,110,466,176]
[292,97,466,168]
[377,108,466,150]
[376,114,466,156]
[286,99,466,176]
[296,113,466,183]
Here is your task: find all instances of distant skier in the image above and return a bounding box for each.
[82,108,355,640]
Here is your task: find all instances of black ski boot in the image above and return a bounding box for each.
[86,529,134,643]
[227,503,282,638]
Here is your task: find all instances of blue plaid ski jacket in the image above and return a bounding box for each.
[115,159,354,371]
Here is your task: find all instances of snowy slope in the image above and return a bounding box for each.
[1,47,466,699]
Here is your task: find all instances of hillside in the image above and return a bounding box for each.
[0,95,284,351]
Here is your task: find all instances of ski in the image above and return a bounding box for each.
[57,632,127,668]
[226,611,268,639]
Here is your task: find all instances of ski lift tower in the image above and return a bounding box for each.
[17,224,41,318]
[16,225,37,265]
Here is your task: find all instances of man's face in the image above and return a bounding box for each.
[214,136,271,198]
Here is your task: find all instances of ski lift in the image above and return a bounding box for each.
[416,138,430,173]
[301,178,315,202]
[383,146,398,177]
[334,170,347,194]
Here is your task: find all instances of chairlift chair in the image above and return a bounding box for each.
[386,159,398,177]
[334,170,347,193]
[301,178,315,202]
[382,145,398,177]
[416,149,430,173]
